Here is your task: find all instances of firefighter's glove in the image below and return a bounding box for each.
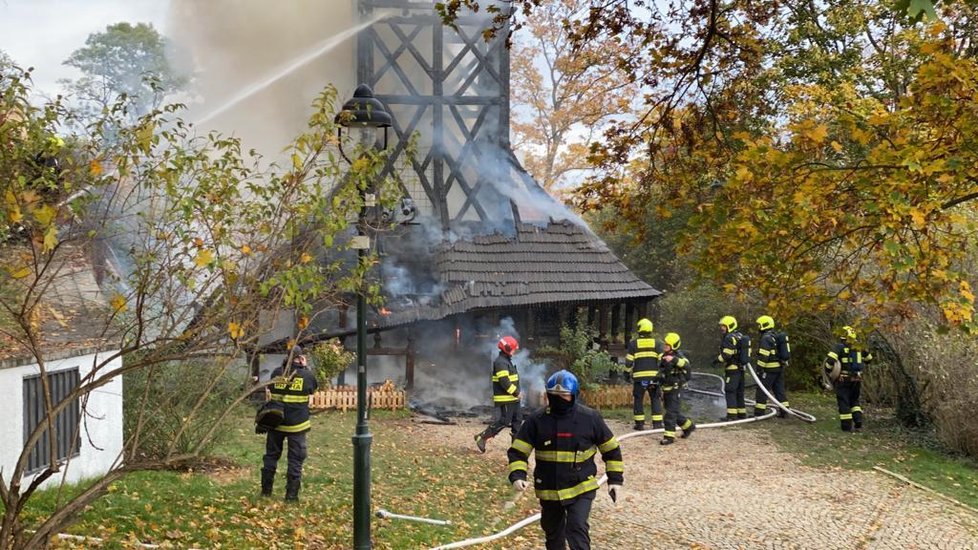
[624,371,631,382]
[255,424,268,435]
[608,483,622,504]
[512,479,529,492]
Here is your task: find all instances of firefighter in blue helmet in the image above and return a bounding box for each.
[753,315,790,418]
[658,332,696,445]
[824,326,874,432]
[508,370,623,550]
[625,318,663,430]
[716,315,749,420]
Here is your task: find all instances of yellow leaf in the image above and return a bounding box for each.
[89,159,103,176]
[240,244,252,255]
[8,206,23,224]
[909,209,926,229]
[292,153,303,171]
[805,124,828,144]
[297,315,310,330]
[299,252,313,264]
[136,124,154,154]
[34,205,57,226]
[42,225,58,251]
[228,322,244,339]
[110,293,128,313]
[830,141,843,153]
[9,265,32,279]
[195,249,214,267]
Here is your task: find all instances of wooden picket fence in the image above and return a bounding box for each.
[308,380,406,412]
[580,385,632,409]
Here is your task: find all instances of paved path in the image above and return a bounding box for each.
[441,417,978,549]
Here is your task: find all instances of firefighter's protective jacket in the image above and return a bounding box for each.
[507,402,623,502]
[268,365,319,433]
[716,331,747,371]
[625,335,661,379]
[756,330,781,369]
[826,342,873,378]
[659,350,690,391]
[492,353,520,404]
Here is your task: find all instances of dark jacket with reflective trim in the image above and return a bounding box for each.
[717,331,746,370]
[625,335,661,379]
[507,403,623,503]
[756,330,781,369]
[492,353,520,404]
[826,341,873,377]
[268,365,319,433]
[659,350,690,390]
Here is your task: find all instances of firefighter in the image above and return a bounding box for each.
[508,370,623,550]
[753,315,790,418]
[658,332,696,445]
[474,336,522,453]
[261,346,318,501]
[625,318,663,430]
[715,315,749,420]
[824,326,874,432]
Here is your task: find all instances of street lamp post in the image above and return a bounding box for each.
[336,84,391,550]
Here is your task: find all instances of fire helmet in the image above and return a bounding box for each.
[546,369,579,396]
[664,332,681,350]
[841,326,857,341]
[498,335,519,355]
[719,315,738,331]
[756,315,775,331]
[636,318,654,333]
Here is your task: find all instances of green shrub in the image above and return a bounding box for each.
[308,339,355,386]
[123,360,241,463]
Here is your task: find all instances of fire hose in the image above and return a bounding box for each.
[413,364,817,549]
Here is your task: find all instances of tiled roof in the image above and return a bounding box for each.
[380,219,660,326]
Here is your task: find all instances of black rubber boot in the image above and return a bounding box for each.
[260,468,274,497]
[285,476,301,502]
[652,421,664,429]
[659,437,675,446]
[633,421,645,431]
[474,433,488,453]
[681,423,696,439]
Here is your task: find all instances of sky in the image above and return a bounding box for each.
[0,0,169,97]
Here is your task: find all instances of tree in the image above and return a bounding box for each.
[60,22,187,122]
[509,0,636,194]
[439,2,978,331]
[0,67,399,549]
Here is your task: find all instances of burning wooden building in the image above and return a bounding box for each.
[239,0,661,391]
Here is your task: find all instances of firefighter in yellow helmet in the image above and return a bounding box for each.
[715,315,749,420]
[658,332,696,445]
[753,315,791,418]
[824,326,873,432]
[624,318,663,430]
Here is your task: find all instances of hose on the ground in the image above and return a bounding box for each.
[423,365,816,549]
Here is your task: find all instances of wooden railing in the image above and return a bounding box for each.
[580,385,632,409]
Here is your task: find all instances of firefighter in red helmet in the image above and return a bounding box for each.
[475,335,522,453]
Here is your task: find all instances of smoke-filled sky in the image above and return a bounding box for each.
[0,0,169,96]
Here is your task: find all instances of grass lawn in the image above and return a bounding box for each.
[21,408,514,549]
[745,391,978,510]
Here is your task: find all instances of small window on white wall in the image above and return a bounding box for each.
[23,368,81,473]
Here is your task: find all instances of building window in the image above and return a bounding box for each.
[23,368,81,473]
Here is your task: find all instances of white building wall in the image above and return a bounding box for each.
[0,351,123,491]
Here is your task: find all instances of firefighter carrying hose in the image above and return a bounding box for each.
[625,318,663,430]
[474,336,522,453]
[824,326,873,432]
[508,370,623,550]
[753,315,791,418]
[658,332,696,445]
[715,315,749,421]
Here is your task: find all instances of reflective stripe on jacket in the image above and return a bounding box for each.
[268,366,318,433]
[625,336,661,379]
[507,403,623,502]
[492,353,520,404]
[756,331,781,369]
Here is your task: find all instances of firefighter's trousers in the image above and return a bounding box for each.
[480,401,522,440]
[662,387,693,439]
[753,367,788,416]
[834,378,863,431]
[263,430,308,479]
[723,368,746,419]
[632,379,663,426]
[540,493,595,550]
